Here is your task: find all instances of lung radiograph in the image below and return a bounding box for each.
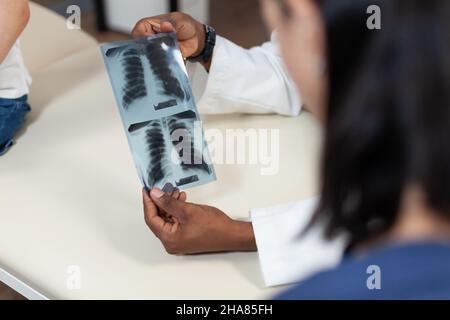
[102,33,215,189]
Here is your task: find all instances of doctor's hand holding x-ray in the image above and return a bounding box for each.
[132,6,346,287]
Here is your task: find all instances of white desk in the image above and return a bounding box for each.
[0,3,322,300]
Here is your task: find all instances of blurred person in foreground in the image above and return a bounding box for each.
[277,0,450,299]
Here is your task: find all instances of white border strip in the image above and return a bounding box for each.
[0,267,49,300]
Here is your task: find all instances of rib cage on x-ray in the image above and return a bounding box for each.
[106,36,190,113]
[128,111,212,188]
[101,33,216,190]
[167,111,211,174]
[144,37,186,102]
[105,45,149,109]
[145,121,171,187]
[121,48,147,108]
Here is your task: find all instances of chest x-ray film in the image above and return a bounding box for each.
[101,33,216,190]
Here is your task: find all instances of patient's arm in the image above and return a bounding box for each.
[0,0,30,63]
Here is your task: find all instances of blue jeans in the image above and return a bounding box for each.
[0,95,31,156]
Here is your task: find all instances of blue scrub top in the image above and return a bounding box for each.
[277,242,450,300]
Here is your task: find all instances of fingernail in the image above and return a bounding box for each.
[151,188,165,198]
[162,183,174,193]
[149,22,161,31]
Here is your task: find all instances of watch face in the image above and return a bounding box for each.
[206,25,216,45]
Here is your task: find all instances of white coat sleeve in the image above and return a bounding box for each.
[187,34,302,116]
[250,197,348,287]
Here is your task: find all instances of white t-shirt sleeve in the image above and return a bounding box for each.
[0,40,31,99]
[188,34,302,116]
[250,197,348,287]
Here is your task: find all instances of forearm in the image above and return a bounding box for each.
[226,221,257,252]
[0,0,30,63]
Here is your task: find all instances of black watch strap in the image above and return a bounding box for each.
[188,24,216,63]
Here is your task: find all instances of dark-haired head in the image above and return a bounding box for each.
[262,0,450,248]
[316,0,450,247]
[261,0,382,119]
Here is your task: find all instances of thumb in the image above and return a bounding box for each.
[143,188,156,211]
[150,188,189,220]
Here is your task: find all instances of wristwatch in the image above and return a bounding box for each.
[188,24,216,63]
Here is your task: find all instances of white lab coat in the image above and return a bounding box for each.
[188,34,347,287]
